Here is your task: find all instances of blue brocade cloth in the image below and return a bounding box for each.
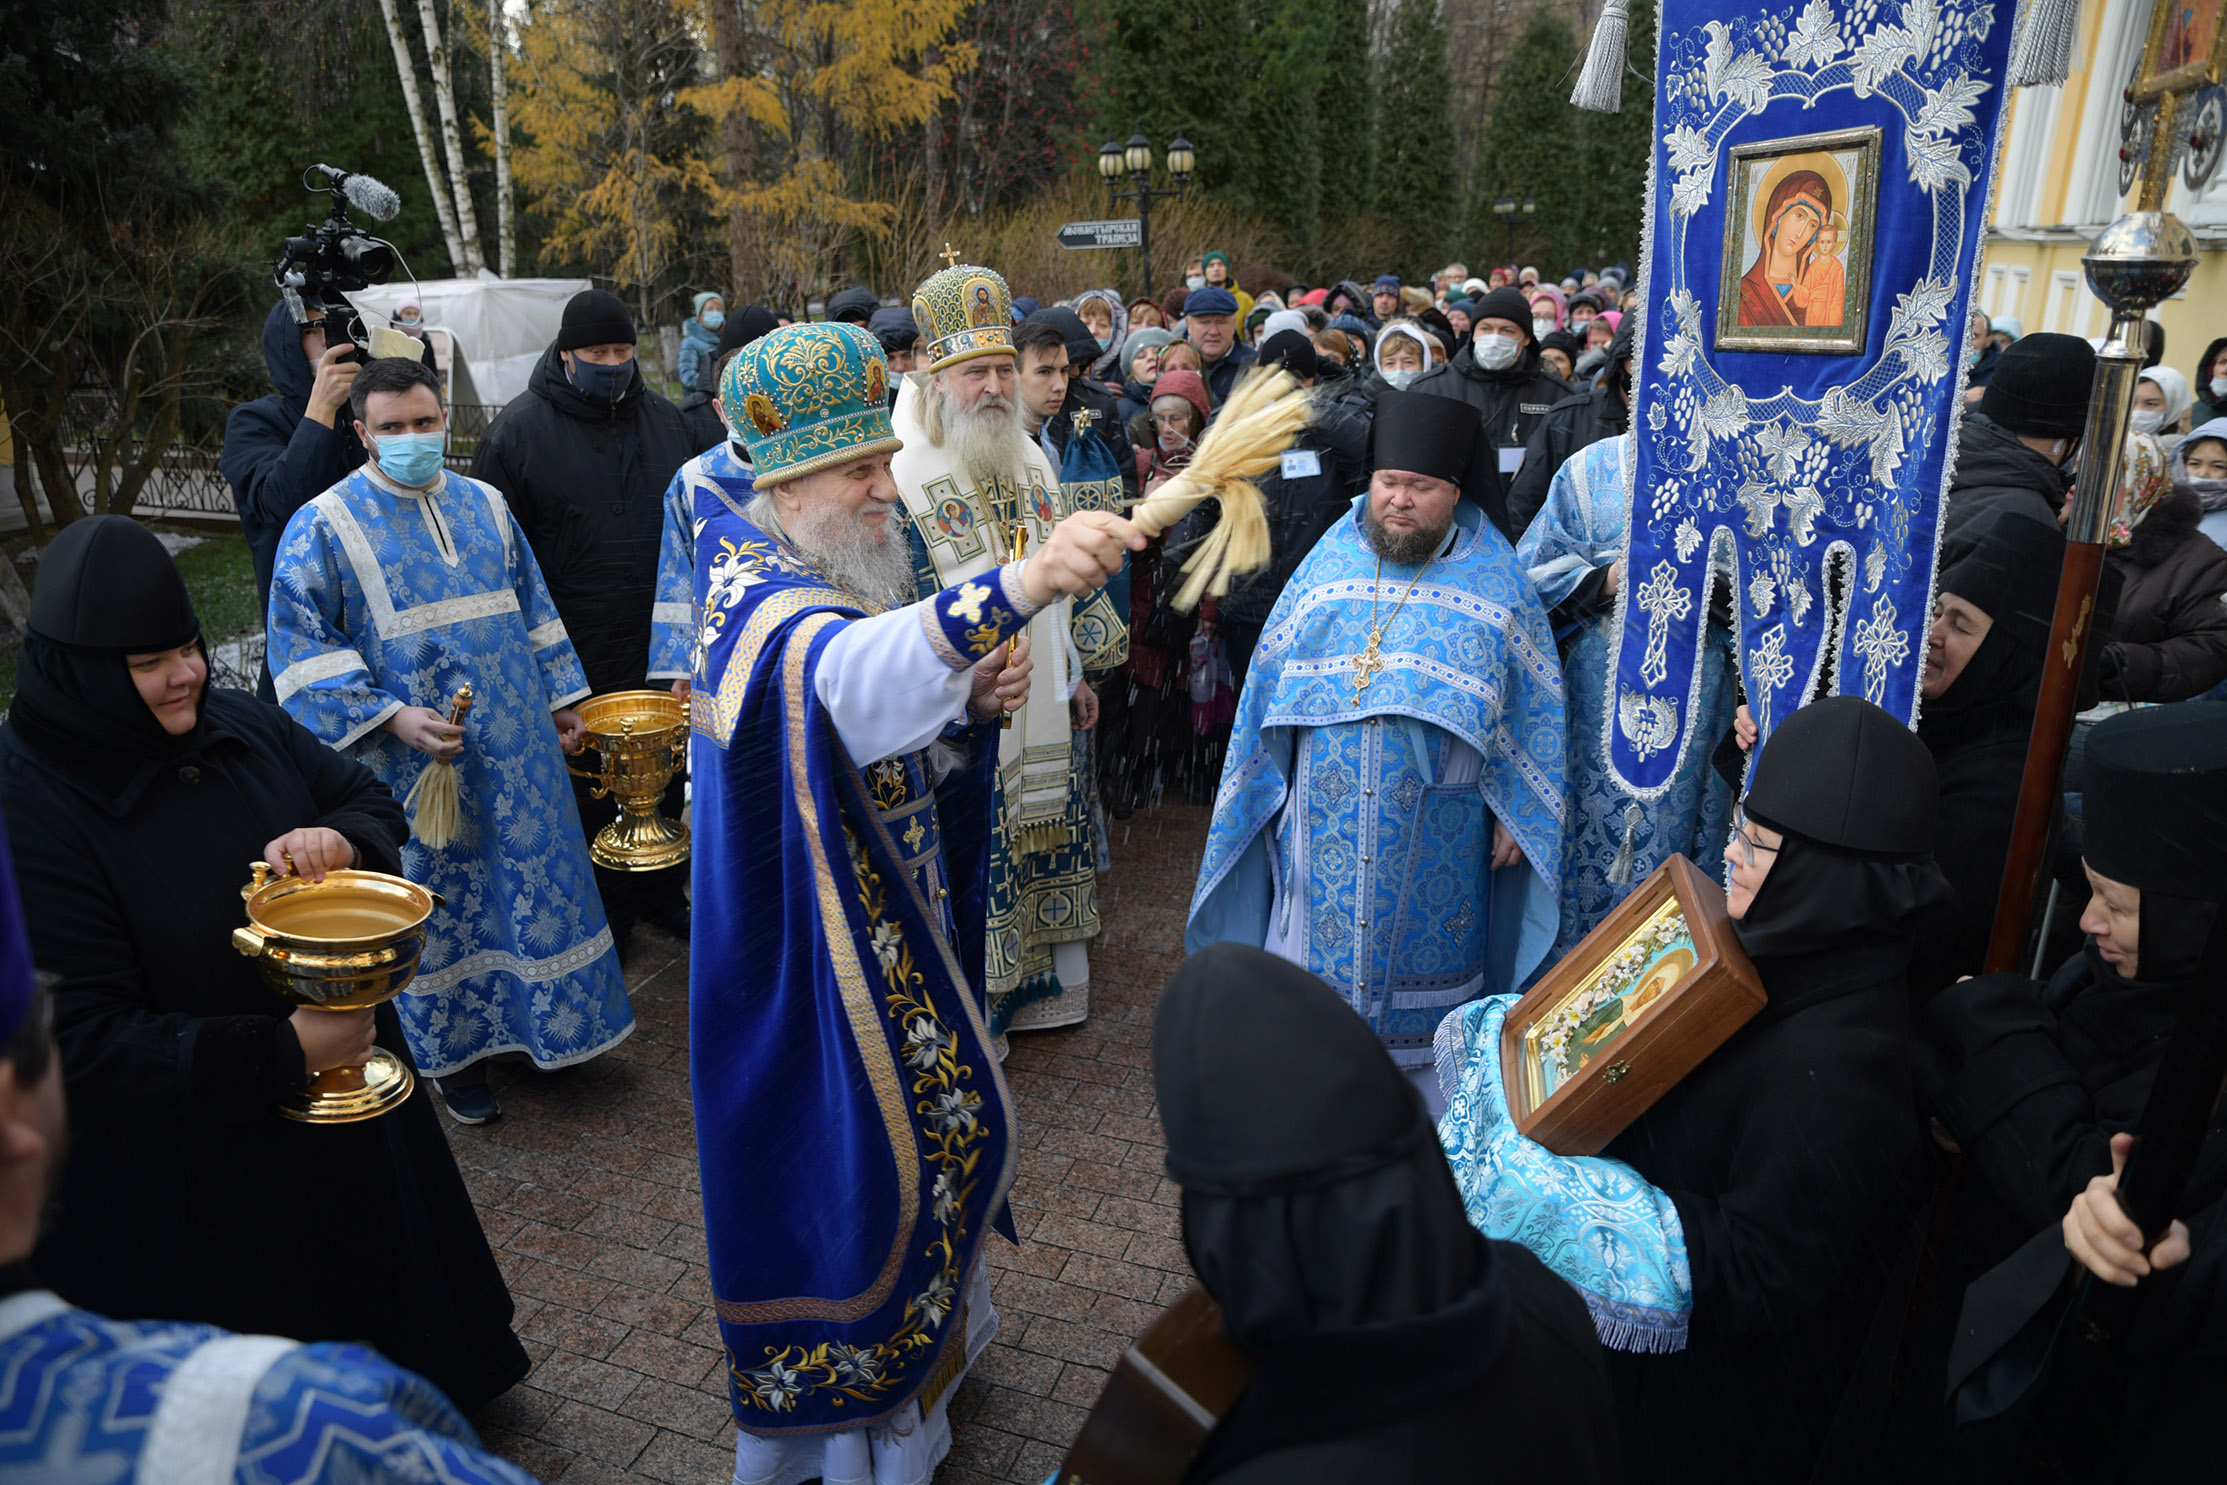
[1187,498,1567,1058]
[649,438,754,680]
[0,1293,535,1482]
[1436,994,1694,1353]
[1517,436,1737,950]
[1607,0,2018,789]
[688,494,1023,1434]
[269,466,633,1076]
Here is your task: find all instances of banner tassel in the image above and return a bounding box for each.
[1607,802,1644,885]
[2006,0,2080,88]
[1571,0,1633,113]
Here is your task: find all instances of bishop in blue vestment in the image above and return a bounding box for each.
[1516,434,1736,950]
[687,324,1141,1484]
[1189,391,1567,1109]
[268,357,634,1108]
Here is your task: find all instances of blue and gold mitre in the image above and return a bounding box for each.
[911,260,1015,372]
[718,321,901,487]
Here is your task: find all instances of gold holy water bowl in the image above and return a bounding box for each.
[566,689,690,872]
[234,863,441,1124]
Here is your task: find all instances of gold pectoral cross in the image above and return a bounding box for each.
[1351,629,1387,701]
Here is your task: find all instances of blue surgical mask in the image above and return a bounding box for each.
[568,355,633,401]
[373,430,448,486]
[703,309,725,330]
[1095,335,1111,350]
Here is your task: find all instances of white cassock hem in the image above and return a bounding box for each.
[731,1262,998,1485]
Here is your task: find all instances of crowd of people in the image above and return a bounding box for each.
[0,238,2222,1483]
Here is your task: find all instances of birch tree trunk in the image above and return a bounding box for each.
[377,0,467,269]
[415,0,486,275]
[488,0,515,277]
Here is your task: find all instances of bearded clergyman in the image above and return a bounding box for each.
[889,259,1129,1042]
[1187,389,1567,1112]
[686,321,1140,1483]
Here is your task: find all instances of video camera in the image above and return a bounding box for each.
[272,163,402,362]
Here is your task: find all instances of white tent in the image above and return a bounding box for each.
[348,276,591,408]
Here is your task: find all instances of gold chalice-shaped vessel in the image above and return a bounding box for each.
[566,689,690,871]
[234,862,442,1123]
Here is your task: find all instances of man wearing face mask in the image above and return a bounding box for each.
[470,289,697,958]
[1937,331,2096,569]
[1410,286,1572,518]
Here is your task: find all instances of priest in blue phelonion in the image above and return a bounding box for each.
[686,321,1142,1485]
[0,844,533,1482]
[1188,390,1567,1114]
[268,355,634,1125]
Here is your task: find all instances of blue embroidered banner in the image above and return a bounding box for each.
[1608,0,2017,793]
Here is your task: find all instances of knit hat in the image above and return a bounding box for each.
[910,261,1016,372]
[1461,277,1489,298]
[719,322,901,487]
[1204,250,1232,273]
[1185,286,1240,318]
[1260,308,1310,342]
[1160,286,1191,321]
[714,305,781,359]
[1980,333,2096,439]
[1469,286,1535,338]
[1120,327,1176,380]
[692,290,723,319]
[1990,316,2025,341]
[556,289,637,352]
[1257,329,1319,382]
[1151,368,1212,425]
[1372,274,1402,292]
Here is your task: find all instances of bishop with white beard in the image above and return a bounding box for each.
[891,259,1125,1041]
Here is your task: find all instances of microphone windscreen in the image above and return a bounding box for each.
[344,173,402,222]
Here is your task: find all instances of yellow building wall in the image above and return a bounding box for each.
[1978,239,2227,370]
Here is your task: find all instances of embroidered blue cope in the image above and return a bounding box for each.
[1609,0,2017,792]
[0,1293,534,1483]
[688,501,1033,1434]
[1518,436,1738,949]
[1188,498,1567,1062]
[649,438,754,680]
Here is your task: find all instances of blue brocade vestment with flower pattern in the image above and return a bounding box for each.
[1518,436,1737,950]
[687,489,1027,1435]
[268,465,634,1076]
[0,1292,536,1483]
[1188,497,1568,1066]
[648,438,754,682]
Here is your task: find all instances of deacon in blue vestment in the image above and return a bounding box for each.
[0,825,534,1483]
[1517,434,1736,949]
[687,323,1141,1484]
[269,355,634,1121]
[1188,390,1567,1111]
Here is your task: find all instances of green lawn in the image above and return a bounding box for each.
[0,523,257,712]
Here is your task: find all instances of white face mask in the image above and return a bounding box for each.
[2212,375,2227,402]
[1186,275,1207,291]
[1382,367,1420,390]
[1532,317,1558,341]
[2129,408,2166,435]
[1473,333,1521,371]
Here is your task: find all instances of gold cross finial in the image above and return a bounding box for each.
[939,243,962,269]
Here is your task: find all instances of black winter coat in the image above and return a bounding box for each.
[1202,342,1259,407]
[1164,390,1372,630]
[1602,943,1925,1480]
[219,303,366,696]
[471,346,696,694]
[0,689,528,1412]
[677,385,726,457]
[2099,483,2227,702]
[1410,345,1572,513]
[1506,384,1629,538]
[1938,411,2071,569]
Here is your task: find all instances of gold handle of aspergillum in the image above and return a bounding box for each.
[1001,529,1028,730]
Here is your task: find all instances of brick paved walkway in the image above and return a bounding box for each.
[452,801,1209,1483]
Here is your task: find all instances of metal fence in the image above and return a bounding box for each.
[24,394,509,524]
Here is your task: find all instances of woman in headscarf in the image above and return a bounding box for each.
[1907,512,2066,999]
[2173,414,2227,547]
[1072,286,1128,382]
[1150,943,1613,1483]
[1527,284,1568,343]
[2093,431,2227,705]
[1366,320,1438,399]
[1440,696,1950,1480]
[0,516,528,1412]
[2133,363,2193,443]
[1128,294,1167,331]
[1118,325,1177,436]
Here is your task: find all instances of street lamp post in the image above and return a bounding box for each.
[1097,131,1196,299]
[1490,196,1537,270]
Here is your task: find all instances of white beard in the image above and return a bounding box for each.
[928,375,1034,499]
[747,493,916,611]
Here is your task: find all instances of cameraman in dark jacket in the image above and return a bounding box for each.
[1506,320,1634,538]
[1167,330,1370,686]
[219,299,367,699]
[470,289,696,955]
[1411,286,1570,518]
